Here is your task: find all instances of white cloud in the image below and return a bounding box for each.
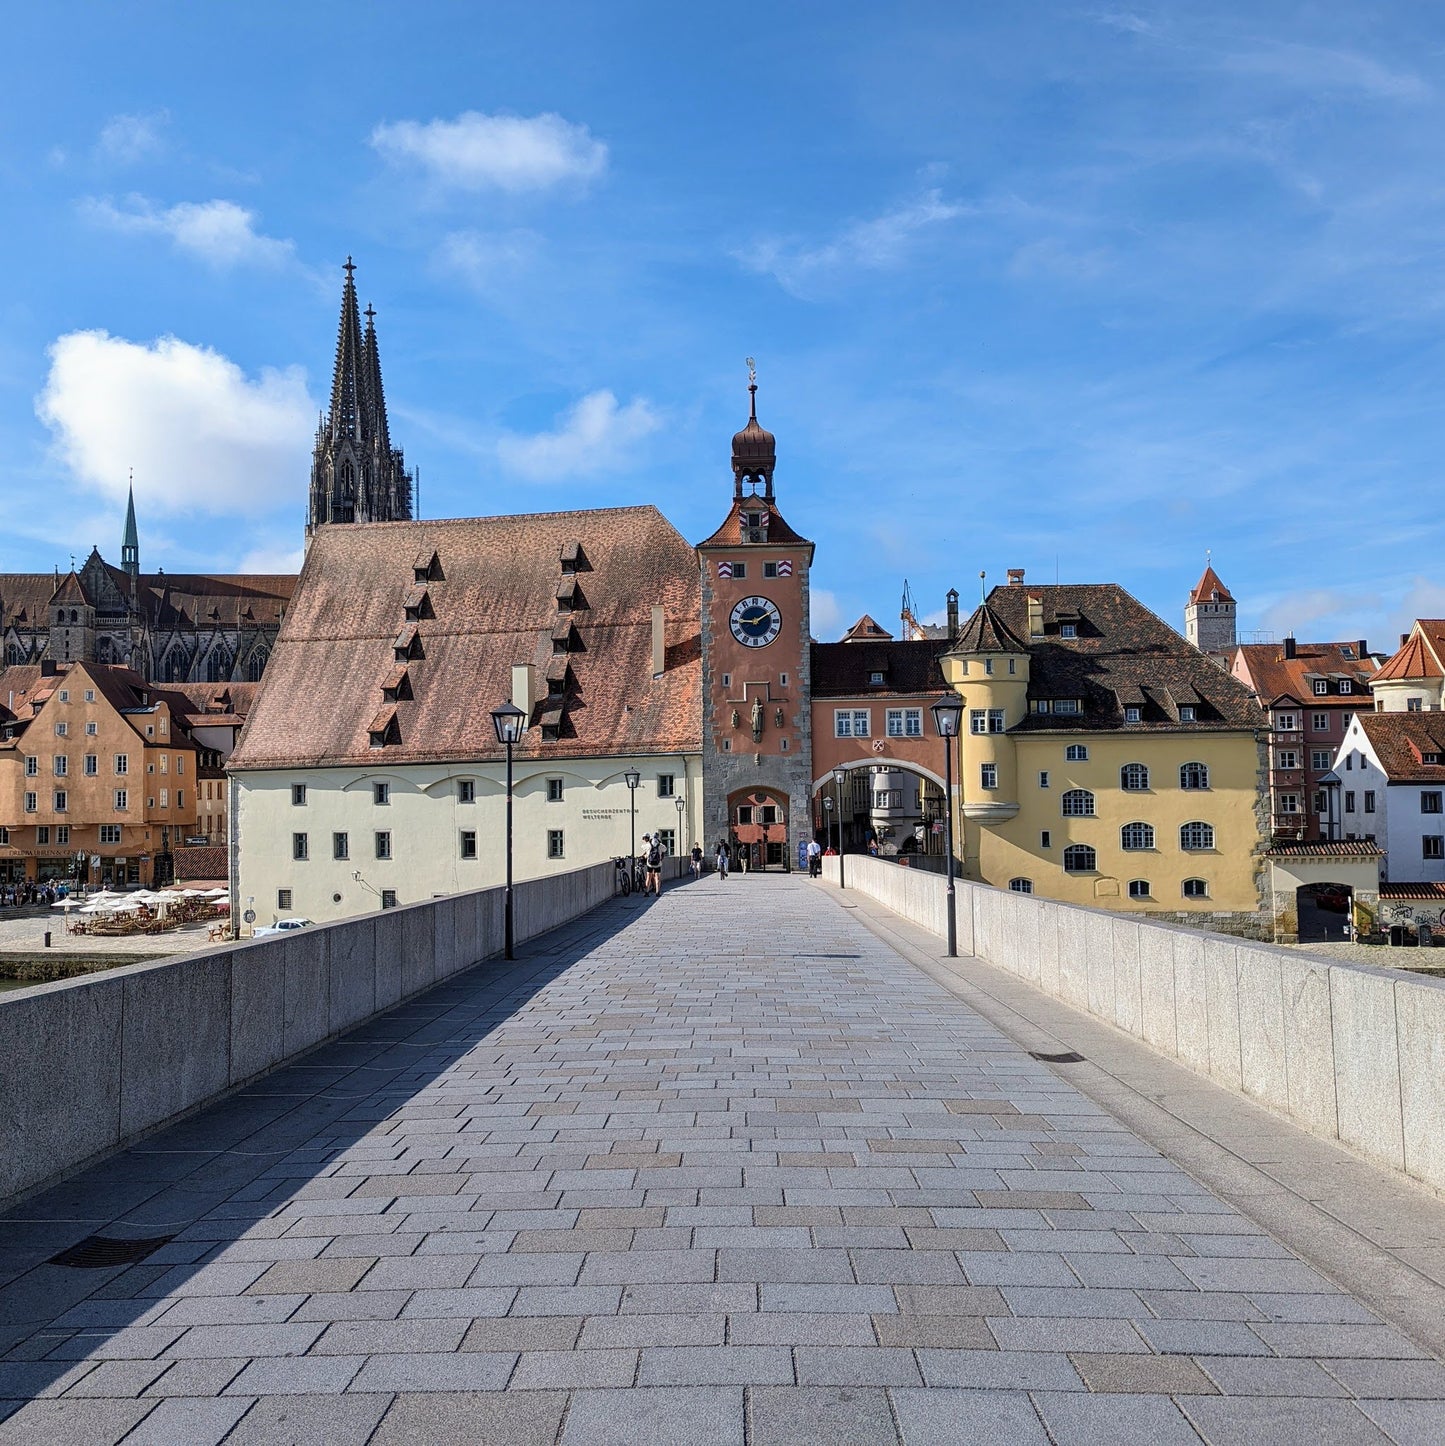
[371,111,607,192]
[810,589,842,640]
[497,390,659,481]
[96,110,170,165]
[436,229,540,289]
[83,196,294,268]
[36,330,315,516]
[1258,586,1383,640]
[1222,44,1427,102]
[742,189,967,296]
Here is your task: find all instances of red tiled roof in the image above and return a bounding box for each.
[1380,881,1445,899]
[697,497,813,553]
[842,614,893,642]
[1263,839,1383,857]
[1357,712,1445,782]
[1374,631,1443,683]
[1189,564,1235,605]
[1231,640,1376,703]
[230,507,702,769]
[175,845,227,881]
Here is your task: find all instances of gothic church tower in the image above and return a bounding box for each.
[306,259,414,542]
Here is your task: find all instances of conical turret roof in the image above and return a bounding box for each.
[953,600,1029,654]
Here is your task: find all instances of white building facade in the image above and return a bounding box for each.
[1334,712,1445,884]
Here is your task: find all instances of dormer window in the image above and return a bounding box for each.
[1124,705,1142,724]
[1060,623,1077,639]
[1180,705,1197,722]
[413,549,443,583]
[403,586,433,621]
[368,707,400,748]
[393,625,423,662]
[1340,679,1353,695]
[869,671,885,686]
[1313,679,1329,695]
[382,666,413,703]
[555,578,581,611]
[559,540,585,574]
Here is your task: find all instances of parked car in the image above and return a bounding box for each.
[1314,887,1350,913]
[253,918,314,937]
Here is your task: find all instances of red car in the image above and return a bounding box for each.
[1315,887,1350,913]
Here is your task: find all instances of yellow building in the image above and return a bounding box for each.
[940,580,1269,934]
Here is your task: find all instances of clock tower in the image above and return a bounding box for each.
[697,368,815,869]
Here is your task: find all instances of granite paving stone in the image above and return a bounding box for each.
[2,877,1443,1436]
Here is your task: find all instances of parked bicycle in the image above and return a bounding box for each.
[613,856,633,897]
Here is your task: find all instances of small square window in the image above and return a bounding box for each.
[980,762,998,789]
[1124,706,1141,724]
[375,830,392,860]
[1426,836,1444,860]
[763,561,778,578]
[731,561,747,579]
[373,782,390,806]
[1128,879,1151,899]
[547,829,565,859]
[277,889,293,910]
[1313,679,1329,695]
[1065,744,1088,761]
[54,721,67,736]
[460,830,477,859]
[292,832,308,861]
[84,689,95,703]
[291,784,307,806]
[547,777,564,802]
[1060,623,1077,639]
[381,889,398,909]
[85,722,97,736]
[1182,878,1209,899]
[657,774,675,798]
[458,779,475,803]
[1180,705,1196,722]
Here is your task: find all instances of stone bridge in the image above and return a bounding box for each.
[1,869,1444,1442]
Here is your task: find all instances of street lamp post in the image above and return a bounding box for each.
[930,694,964,958]
[491,700,528,960]
[624,768,641,896]
[832,768,847,890]
[675,795,686,869]
[822,794,834,869]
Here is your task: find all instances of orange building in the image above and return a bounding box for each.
[0,662,199,887]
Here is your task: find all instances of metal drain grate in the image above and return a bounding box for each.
[1029,1050,1085,1064]
[48,1234,175,1269]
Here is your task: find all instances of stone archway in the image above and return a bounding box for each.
[812,760,949,869]
[727,786,791,872]
[1297,882,1353,943]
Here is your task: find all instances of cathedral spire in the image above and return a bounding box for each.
[328,257,367,446]
[307,259,415,542]
[121,471,140,578]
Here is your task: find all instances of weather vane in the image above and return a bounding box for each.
[979,569,987,601]
[746,356,756,386]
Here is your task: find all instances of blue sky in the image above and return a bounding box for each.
[2,2,1443,652]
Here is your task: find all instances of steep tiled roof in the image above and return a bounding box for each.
[165,681,262,728]
[51,571,89,606]
[953,601,1028,655]
[230,507,701,770]
[1357,712,1445,783]
[1189,564,1234,605]
[841,614,893,643]
[811,640,946,698]
[1232,641,1376,704]
[1374,630,1443,683]
[0,575,59,629]
[985,584,1264,733]
[697,497,812,552]
[175,845,227,881]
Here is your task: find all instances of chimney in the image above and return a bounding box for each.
[510,662,534,716]
[1356,640,1368,662]
[40,659,58,677]
[1283,635,1297,660]
[945,589,959,643]
[1402,633,1410,647]
[652,606,665,677]
[1007,568,1025,586]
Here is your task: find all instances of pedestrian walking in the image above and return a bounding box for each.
[690,842,704,880]
[715,842,729,879]
[645,832,666,896]
[807,838,822,878]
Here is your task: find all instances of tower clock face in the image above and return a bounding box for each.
[730,595,783,648]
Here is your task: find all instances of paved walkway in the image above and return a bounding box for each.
[1,875,1443,1444]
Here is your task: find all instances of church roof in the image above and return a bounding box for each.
[696,497,812,552]
[50,571,89,607]
[1189,564,1234,605]
[230,507,701,770]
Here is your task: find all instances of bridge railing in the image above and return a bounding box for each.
[822,855,1445,1195]
[0,859,681,1206]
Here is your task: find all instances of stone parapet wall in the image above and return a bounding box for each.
[822,855,1445,1195]
[0,859,683,1205]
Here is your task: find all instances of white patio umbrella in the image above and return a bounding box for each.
[202,887,229,898]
